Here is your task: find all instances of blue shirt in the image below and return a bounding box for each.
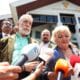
[11,33,29,65]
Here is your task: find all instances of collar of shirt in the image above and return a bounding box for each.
[2,32,10,37]
[40,42,50,47]
[16,32,30,39]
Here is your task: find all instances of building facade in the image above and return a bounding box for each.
[10,0,80,48]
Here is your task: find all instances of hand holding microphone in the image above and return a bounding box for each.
[55,58,69,80]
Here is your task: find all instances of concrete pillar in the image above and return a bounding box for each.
[75,14,80,48]
[57,14,62,26]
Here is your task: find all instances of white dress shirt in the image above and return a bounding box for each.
[2,32,10,38]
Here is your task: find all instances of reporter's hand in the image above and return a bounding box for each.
[34,61,44,76]
[24,61,39,72]
[0,62,21,80]
[65,67,74,77]
[22,62,44,80]
[48,72,56,80]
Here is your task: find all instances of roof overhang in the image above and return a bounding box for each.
[10,0,80,24]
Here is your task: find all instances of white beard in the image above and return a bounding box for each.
[19,27,31,36]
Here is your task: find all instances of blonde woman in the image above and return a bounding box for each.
[41,25,80,80]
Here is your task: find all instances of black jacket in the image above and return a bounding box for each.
[0,33,3,39]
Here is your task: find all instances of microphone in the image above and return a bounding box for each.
[70,54,80,67]
[13,43,40,66]
[70,55,80,79]
[55,58,69,80]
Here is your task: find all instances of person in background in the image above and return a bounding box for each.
[40,29,55,49]
[39,29,56,64]
[11,22,19,34]
[0,19,12,39]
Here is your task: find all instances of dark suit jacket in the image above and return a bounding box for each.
[0,33,3,39]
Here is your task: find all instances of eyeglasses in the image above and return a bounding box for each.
[3,22,12,27]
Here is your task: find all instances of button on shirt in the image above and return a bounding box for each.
[11,33,28,65]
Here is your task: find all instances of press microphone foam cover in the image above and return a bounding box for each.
[13,43,40,66]
[55,58,69,76]
[70,54,80,67]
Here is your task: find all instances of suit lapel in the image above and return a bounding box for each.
[8,35,16,63]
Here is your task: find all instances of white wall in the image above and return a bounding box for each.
[28,0,80,47]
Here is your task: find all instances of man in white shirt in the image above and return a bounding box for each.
[39,29,56,63]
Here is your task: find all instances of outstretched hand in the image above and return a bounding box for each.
[0,62,21,80]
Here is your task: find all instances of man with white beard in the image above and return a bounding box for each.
[0,14,39,79]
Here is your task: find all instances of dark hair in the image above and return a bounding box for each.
[1,19,13,27]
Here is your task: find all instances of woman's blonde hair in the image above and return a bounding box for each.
[51,25,71,43]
